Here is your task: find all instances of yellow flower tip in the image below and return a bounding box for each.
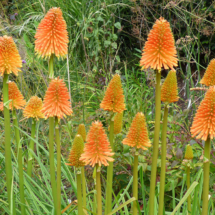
[42,77,73,119]
[66,134,85,168]
[140,17,178,71]
[23,96,44,120]
[35,7,69,59]
[114,112,123,134]
[0,35,22,76]
[100,74,126,113]
[77,124,87,142]
[0,82,26,110]
[80,121,114,167]
[184,144,194,160]
[191,86,215,141]
[200,59,215,86]
[122,112,151,150]
[161,70,179,103]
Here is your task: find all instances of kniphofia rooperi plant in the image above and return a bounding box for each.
[42,78,72,214]
[140,17,178,215]
[100,74,125,215]
[184,144,194,215]
[190,86,215,215]
[23,96,44,177]
[122,112,151,215]
[66,134,85,215]
[158,70,179,215]
[0,35,22,214]
[80,121,114,215]
[200,59,215,86]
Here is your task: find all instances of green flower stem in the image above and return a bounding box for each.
[49,117,57,213]
[96,164,102,215]
[12,109,26,215]
[77,169,83,215]
[202,137,211,215]
[27,119,36,177]
[149,71,161,215]
[55,118,61,215]
[3,74,13,212]
[105,112,114,215]
[49,54,54,79]
[187,165,191,215]
[133,151,139,215]
[81,167,87,209]
[158,105,169,215]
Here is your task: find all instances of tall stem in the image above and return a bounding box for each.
[158,105,168,215]
[96,164,102,215]
[12,109,26,215]
[202,137,211,215]
[49,54,54,79]
[133,152,139,215]
[49,117,57,213]
[105,112,114,215]
[77,169,83,215]
[149,71,161,215]
[3,74,13,212]
[27,119,36,177]
[187,166,191,215]
[81,167,87,209]
[55,118,61,215]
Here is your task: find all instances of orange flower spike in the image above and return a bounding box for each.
[0,82,26,110]
[100,74,126,113]
[191,86,215,141]
[122,112,151,150]
[200,59,215,86]
[80,121,114,167]
[77,124,87,142]
[66,135,85,168]
[35,7,69,59]
[0,36,22,76]
[23,96,44,120]
[140,17,178,71]
[114,112,123,134]
[42,78,73,119]
[161,70,179,103]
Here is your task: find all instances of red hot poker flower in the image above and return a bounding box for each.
[122,112,151,150]
[80,121,114,167]
[35,7,69,59]
[23,96,44,120]
[140,17,178,71]
[0,82,26,110]
[42,78,73,118]
[191,86,215,140]
[0,36,22,76]
[100,74,126,113]
[200,59,215,86]
[161,70,179,103]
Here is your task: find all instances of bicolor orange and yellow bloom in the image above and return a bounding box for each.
[80,121,114,167]
[191,86,215,140]
[0,82,26,111]
[161,70,179,103]
[77,124,87,142]
[35,7,69,59]
[184,145,194,160]
[200,59,215,86]
[42,78,73,118]
[100,74,126,113]
[122,112,151,150]
[23,96,44,120]
[140,17,178,71]
[66,134,85,168]
[0,36,22,76]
